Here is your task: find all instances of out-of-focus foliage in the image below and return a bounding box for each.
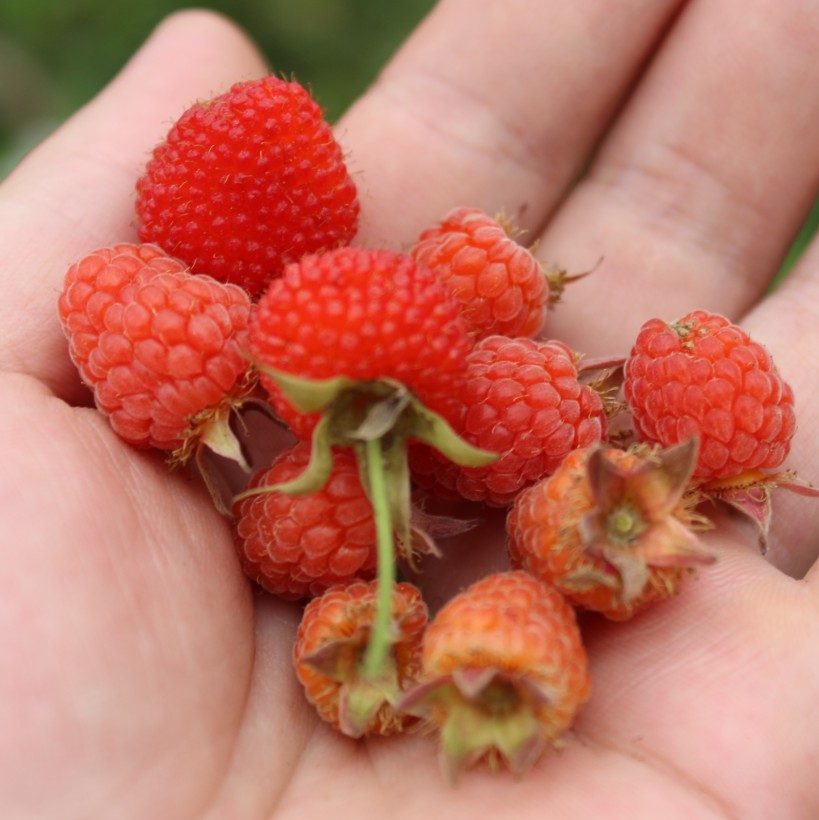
[0,0,436,176]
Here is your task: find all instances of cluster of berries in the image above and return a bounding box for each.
[56,75,814,780]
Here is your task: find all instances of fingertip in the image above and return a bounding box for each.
[107,9,270,119]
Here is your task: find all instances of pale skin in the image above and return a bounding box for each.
[2,3,819,817]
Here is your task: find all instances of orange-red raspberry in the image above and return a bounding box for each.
[248,247,473,439]
[57,243,251,451]
[410,335,607,507]
[399,570,590,779]
[293,579,428,737]
[623,310,795,481]
[411,207,549,339]
[507,441,712,620]
[233,442,378,600]
[136,75,359,298]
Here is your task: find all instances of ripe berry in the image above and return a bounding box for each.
[57,243,251,455]
[507,440,713,620]
[248,246,473,440]
[293,579,428,737]
[135,75,359,298]
[399,570,590,780]
[233,442,378,600]
[411,207,574,339]
[623,310,796,481]
[409,335,608,507]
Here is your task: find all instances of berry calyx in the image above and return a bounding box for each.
[293,579,428,737]
[507,439,714,619]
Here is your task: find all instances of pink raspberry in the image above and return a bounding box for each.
[58,243,251,453]
[411,207,559,340]
[623,310,796,481]
[233,442,379,600]
[410,335,608,507]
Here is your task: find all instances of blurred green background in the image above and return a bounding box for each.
[1,0,816,276]
[0,0,436,177]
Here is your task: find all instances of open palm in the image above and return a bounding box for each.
[2,5,819,818]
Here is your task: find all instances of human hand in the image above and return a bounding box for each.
[2,4,819,818]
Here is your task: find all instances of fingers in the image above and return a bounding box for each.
[0,10,268,401]
[737,234,819,578]
[339,0,686,247]
[540,0,819,355]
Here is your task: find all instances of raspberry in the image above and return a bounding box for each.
[233,442,379,600]
[57,243,251,453]
[507,440,713,620]
[248,246,473,439]
[410,335,607,507]
[399,571,590,779]
[623,310,796,481]
[411,208,549,339]
[135,75,359,298]
[293,579,428,737]
[411,207,572,339]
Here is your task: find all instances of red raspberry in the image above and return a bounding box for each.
[410,335,608,507]
[411,207,553,339]
[507,441,713,621]
[248,246,473,439]
[399,570,590,779]
[293,579,428,737]
[623,310,796,481]
[233,442,379,600]
[135,75,359,298]
[57,243,251,452]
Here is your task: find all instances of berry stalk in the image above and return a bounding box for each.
[359,438,397,679]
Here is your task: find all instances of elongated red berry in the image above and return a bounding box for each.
[57,243,251,453]
[294,579,428,737]
[136,75,359,297]
[412,207,574,339]
[248,246,473,439]
[623,310,795,481]
[507,440,714,620]
[399,571,589,780]
[233,442,378,600]
[410,335,607,507]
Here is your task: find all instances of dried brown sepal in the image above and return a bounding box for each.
[579,438,715,604]
[702,468,819,553]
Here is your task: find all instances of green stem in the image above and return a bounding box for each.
[361,437,396,679]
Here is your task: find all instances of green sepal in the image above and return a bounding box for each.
[405,400,498,468]
[257,367,497,469]
[300,628,404,739]
[232,415,336,504]
[398,669,553,782]
[195,405,251,472]
[255,365,359,414]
